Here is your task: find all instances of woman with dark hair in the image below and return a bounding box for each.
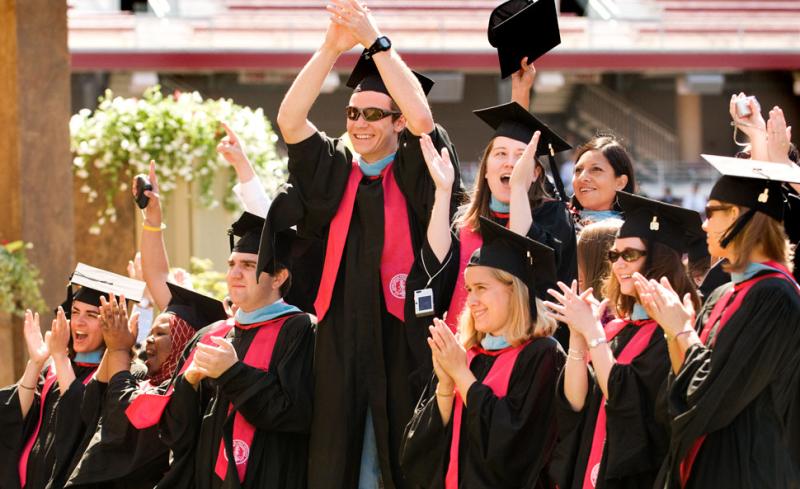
[571,136,637,230]
[544,192,702,489]
[639,156,800,489]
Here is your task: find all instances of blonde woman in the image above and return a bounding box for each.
[401,217,564,489]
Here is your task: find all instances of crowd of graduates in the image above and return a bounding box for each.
[3,1,800,488]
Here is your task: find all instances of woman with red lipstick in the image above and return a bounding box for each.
[570,136,637,231]
[544,192,701,489]
[0,266,141,489]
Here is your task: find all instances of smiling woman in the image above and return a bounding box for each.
[570,136,637,229]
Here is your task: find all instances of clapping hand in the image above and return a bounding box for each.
[23,310,50,366]
[766,106,794,165]
[428,319,467,379]
[544,280,607,340]
[633,273,694,338]
[99,294,138,352]
[326,0,380,49]
[191,336,238,379]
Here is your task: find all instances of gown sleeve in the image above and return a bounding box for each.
[393,124,462,229]
[549,367,594,489]
[604,330,670,478]
[215,316,315,434]
[0,384,28,486]
[670,278,800,436]
[404,233,460,389]
[529,200,578,284]
[400,376,448,489]
[463,338,565,483]
[286,131,353,239]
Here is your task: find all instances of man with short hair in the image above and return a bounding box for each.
[276,2,460,487]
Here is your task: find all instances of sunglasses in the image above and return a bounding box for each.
[705,204,732,218]
[345,106,400,122]
[607,248,647,263]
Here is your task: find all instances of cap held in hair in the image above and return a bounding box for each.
[473,102,571,156]
[346,51,434,96]
[468,217,556,320]
[60,263,146,317]
[616,191,705,254]
[488,0,561,79]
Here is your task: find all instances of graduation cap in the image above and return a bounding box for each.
[164,282,228,330]
[616,191,704,253]
[256,187,302,277]
[488,0,561,79]
[702,154,800,247]
[345,50,435,96]
[474,102,572,201]
[228,211,265,254]
[468,217,556,321]
[60,263,146,317]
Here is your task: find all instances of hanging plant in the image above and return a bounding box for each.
[70,86,287,234]
[0,241,46,318]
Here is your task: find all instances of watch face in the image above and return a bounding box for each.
[377,37,391,49]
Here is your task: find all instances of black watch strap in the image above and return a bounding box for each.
[365,36,391,59]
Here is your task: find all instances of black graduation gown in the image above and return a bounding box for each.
[287,126,461,489]
[0,364,100,489]
[549,321,670,489]
[400,337,564,489]
[65,368,169,489]
[656,272,800,489]
[159,313,315,489]
[783,185,800,282]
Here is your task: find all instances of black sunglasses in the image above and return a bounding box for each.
[607,248,647,263]
[345,106,401,122]
[705,204,732,218]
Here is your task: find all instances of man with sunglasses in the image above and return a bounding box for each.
[275,2,461,488]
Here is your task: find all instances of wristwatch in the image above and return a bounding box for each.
[365,36,391,59]
[588,336,608,349]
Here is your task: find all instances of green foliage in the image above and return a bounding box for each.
[70,86,287,234]
[185,257,228,301]
[0,241,46,317]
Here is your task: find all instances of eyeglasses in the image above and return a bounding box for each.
[607,248,647,263]
[345,106,400,122]
[705,204,732,218]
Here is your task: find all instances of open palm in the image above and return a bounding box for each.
[23,310,49,365]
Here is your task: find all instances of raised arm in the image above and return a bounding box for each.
[47,308,77,396]
[508,131,541,236]
[137,160,172,311]
[277,17,357,144]
[510,57,535,110]
[18,310,50,417]
[218,121,272,217]
[330,0,433,135]
[419,133,454,262]
[765,106,800,194]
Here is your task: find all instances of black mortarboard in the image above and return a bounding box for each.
[616,191,704,253]
[474,102,571,201]
[165,282,228,331]
[60,263,146,317]
[228,211,265,254]
[488,0,561,79]
[256,187,301,276]
[703,154,800,247]
[346,50,435,96]
[468,217,556,320]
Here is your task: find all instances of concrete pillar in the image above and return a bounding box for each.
[676,92,703,163]
[0,0,74,381]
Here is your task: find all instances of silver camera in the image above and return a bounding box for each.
[414,288,435,317]
[736,97,754,118]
